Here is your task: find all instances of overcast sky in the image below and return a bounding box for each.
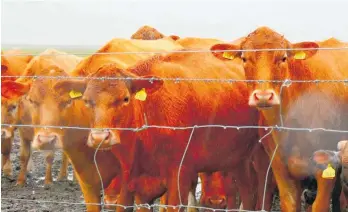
[1,0,348,47]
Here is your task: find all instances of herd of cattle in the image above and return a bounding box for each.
[1,25,348,212]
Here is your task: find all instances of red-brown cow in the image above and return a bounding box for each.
[2,65,123,211]
[210,26,348,211]
[131,25,180,41]
[199,172,238,210]
[1,49,80,185]
[1,49,33,82]
[1,49,33,177]
[70,38,185,211]
[176,37,277,211]
[60,44,263,212]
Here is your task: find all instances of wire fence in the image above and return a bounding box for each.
[2,47,348,212]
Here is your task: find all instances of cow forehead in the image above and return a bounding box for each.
[87,79,130,94]
[29,79,69,100]
[242,28,289,50]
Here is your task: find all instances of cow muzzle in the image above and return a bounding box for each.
[32,132,59,150]
[1,129,12,139]
[248,89,280,109]
[88,129,119,150]
[104,194,119,209]
[207,196,227,209]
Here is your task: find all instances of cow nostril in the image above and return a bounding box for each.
[268,92,274,100]
[254,92,260,100]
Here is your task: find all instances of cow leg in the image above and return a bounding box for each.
[44,151,54,186]
[57,152,69,181]
[116,171,135,212]
[252,145,276,211]
[159,193,168,212]
[166,168,193,212]
[233,161,257,210]
[77,175,102,212]
[1,137,13,177]
[16,138,31,186]
[311,172,337,212]
[340,189,347,210]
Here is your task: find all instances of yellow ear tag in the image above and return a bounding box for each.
[322,164,335,179]
[294,51,306,60]
[134,88,147,101]
[69,90,82,99]
[222,52,235,60]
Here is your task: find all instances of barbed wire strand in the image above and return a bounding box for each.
[2,46,348,57]
[3,123,348,134]
[1,197,276,212]
[1,75,348,86]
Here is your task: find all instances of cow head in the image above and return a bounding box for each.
[311,140,348,185]
[199,172,234,209]
[210,26,319,110]
[58,63,163,150]
[1,80,30,140]
[1,67,84,150]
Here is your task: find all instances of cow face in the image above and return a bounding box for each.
[59,63,163,150]
[1,80,30,140]
[210,26,319,110]
[1,68,81,150]
[311,140,348,186]
[1,96,19,140]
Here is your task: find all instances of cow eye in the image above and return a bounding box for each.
[8,104,17,112]
[241,57,247,63]
[282,56,287,62]
[123,97,130,103]
[26,96,38,106]
[61,99,72,107]
[84,99,95,108]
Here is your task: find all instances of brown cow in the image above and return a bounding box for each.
[131,25,180,41]
[199,172,238,210]
[60,42,264,212]
[70,38,185,211]
[1,49,81,185]
[1,49,33,177]
[209,26,348,211]
[177,37,277,211]
[2,65,123,211]
[310,140,348,211]
[1,49,33,82]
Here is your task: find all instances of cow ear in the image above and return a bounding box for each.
[311,150,341,169]
[210,43,241,61]
[290,42,319,60]
[337,140,348,151]
[169,35,180,41]
[131,75,163,98]
[1,80,31,99]
[53,79,87,99]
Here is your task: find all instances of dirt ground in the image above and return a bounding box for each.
[1,131,320,212]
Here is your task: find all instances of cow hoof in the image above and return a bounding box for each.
[44,183,53,190]
[16,181,26,187]
[57,175,68,182]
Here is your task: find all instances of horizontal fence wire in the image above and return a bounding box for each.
[2,124,348,134]
[2,46,348,57]
[1,75,348,85]
[2,46,347,212]
[1,198,274,212]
